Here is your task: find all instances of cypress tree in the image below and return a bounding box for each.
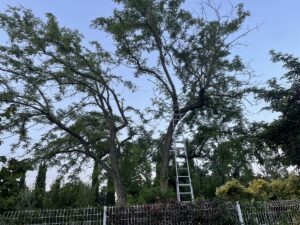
[91,161,100,204]
[34,162,47,208]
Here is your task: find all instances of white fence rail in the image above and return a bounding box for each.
[1,200,300,224]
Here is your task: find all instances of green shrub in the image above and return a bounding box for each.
[247,179,271,200]
[271,175,300,199]
[216,175,300,201]
[216,179,250,201]
[137,186,176,204]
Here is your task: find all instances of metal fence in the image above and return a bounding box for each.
[1,200,300,225]
[241,200,300,225]
[0,207,104,225]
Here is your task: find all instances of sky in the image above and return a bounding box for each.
[0,0,300,188]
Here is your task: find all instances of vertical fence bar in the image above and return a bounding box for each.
[103,206,107,225]
[236,201,245,225]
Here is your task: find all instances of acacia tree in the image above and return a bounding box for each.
[94,0,253,193]
[0,7,137,205]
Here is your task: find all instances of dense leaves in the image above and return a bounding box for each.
[257,51,300,166]
[216,175,300,201]
[93,0,254,194]
[0,157,32,212]
[0,6,139,205]
[0,0,299,210]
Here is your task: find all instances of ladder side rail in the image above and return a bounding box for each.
[174,144,181,202]
[183,142,194,201]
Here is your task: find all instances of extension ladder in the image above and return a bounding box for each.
[173,112,194,202]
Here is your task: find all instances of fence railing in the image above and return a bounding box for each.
[1,200,300,225]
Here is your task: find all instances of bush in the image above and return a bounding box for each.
[216,175,300,201]
[247,179,272,200]
[216,179,250,201]
[137,186,176,204]
[271,175,300,199]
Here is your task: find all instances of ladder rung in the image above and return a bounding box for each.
[175,149,185,152]
[174,141,184,143]
[178,176,189,178]
[180,192,191,195]
[179,184,190,187]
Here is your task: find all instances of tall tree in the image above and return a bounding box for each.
[91,160,100,204]
[257,51,300,167]
[0,7,137,205]
[34,162,47,208]
[93,0,253,193]
[49,178,61,208]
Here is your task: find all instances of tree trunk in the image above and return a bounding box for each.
[159,122,173,195]
[109,134,127,206]
[111,170,127,206]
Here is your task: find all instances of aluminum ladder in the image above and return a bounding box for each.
[173,112,194,202]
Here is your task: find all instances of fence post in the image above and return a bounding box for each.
[103,206,107,225]
[236,201,245,225]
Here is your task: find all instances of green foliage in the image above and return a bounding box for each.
[216,179,250,201]
[132,186,176,204]
[0,157,32,212]
[0,6,136,205]
[49,178,61,208]
[257,51,300,166]
[93,0,253,194]
[271,175,300,200]
[120,138,152,202]
[91,161,100,204]
[247,179,272,200]
[56,181,95,208]
[34,162,47,208]
[216,175,300,201]
[16,190,36,210]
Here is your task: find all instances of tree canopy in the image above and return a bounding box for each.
[257,51,300,167]
[0,1,299,208]
[93,0,254,194]
[0,6,139,205]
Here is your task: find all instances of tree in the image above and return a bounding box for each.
[91,160,101,204]
[34,162,47,208]
[55,181,95,208]
[119,136,153,202]
[93,0,253,194]
[49,178,61,208]
[0,7,138,205]
[257,51,300,167]
[0,157,32,212]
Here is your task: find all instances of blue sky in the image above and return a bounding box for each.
[0,0,300,187]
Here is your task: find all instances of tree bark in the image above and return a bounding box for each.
[111,170,127,206]
[159,122,173,194]
[159,113,182,195]
[109,133,127,206]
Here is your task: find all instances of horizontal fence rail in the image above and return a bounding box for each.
[1,200,300,225]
